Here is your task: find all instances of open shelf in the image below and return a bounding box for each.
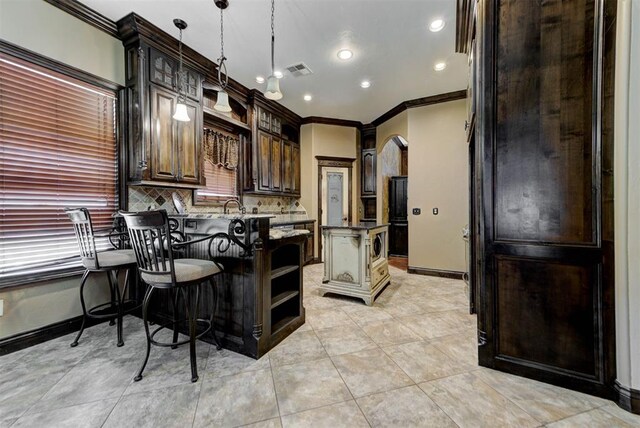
[271,264,299,280]
[271,290,300,309]
[271,315,297,336]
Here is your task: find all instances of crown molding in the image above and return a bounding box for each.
[301,116,363,129]
[371,89,467,127]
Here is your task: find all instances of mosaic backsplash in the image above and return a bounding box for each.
[128,186,308,223]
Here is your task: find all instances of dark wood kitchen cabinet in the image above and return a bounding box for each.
[457,0,616,401]
[118,14,205,188]
[244,90,301,197]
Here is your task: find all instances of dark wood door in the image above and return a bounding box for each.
[176,100,201,184]
[282,140,292,192]
[271,137,282,190]
[149,85,177,181]
[292,144,301,195]
[388,176,408,256]
[361,149,376,195]
[257,131,271,191]
[477,0,615,397]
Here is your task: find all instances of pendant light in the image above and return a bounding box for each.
[214,0,232,112]
[172,19,191,122]
[264,0,283,100]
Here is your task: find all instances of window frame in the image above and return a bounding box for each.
[0,40,125,290]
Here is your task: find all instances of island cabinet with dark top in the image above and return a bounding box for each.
[133,215,305,359]
[117,13,206,188]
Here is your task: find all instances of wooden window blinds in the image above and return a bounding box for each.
[0,53,118,286]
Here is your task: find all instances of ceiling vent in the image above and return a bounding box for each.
[286,62,313,77]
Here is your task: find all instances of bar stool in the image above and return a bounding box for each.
[65,208,138,348]
[120,210,223,383]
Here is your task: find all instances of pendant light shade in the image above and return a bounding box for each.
[214,90,232,112]
[264,75,282,100]
[173,19,190,122]
[264,0,283,100]
[172,102,191,121]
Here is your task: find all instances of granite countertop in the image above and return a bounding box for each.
[179,213,276,220]
[320,223,390,231]
[271,219,316,226]
[269,228,311,240]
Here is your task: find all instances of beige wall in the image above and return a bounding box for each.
[0,0,125,85]
[614,0,640,392]
[408,100,468,272]
[299,124,359,258]
[0,0,124,339]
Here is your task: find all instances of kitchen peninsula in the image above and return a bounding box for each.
[139,213,308,359]
[320,224,390,305]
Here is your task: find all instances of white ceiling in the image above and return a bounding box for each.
[81,0,467,123]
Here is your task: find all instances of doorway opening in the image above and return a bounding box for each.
[379,136,408,262]
[316,156,354,262]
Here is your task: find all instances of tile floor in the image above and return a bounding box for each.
[1,264,639,427]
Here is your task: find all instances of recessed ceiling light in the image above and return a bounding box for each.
[434,62,447,71]
[274,70,284,79]
[256,76,265,84]
[303,94,312,101]
[337,49,353,60]
[429,19,445,32]
[360,80,371,89]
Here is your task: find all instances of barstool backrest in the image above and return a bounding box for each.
[120,210,177,285]
[65,207,99,270]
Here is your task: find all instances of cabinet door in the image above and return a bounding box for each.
[177,100,202,184]
[282,140,292,192]
[305,223,314,263]
[292,144,301,195]
[184,68,201,101]
[271,137,282,190]
[149,48,176,90]
[150,85,178,181]
[361,149,376,195]
[258,132,271,191]
[258,107,270,131]
[271,116,281,135]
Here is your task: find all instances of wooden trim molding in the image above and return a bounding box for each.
[316,156,357,167]
[371,90,467,126]
[43,0,119,38]
[301,116,363,129]
[407,266,465,280]
[615,381,640,415]
[0,315,91,356]
[0,39,123,92]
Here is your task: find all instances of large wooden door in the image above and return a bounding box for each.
[476,0,616,397]
[388,176,408,256]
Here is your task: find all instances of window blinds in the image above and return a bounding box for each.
[0,53,118,285]
[196,128,238,200]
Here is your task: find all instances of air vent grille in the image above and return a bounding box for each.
[286,62,313,77]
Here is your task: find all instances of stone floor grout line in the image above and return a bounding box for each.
[267,348,284,424]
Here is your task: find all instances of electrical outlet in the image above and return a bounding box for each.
[0,299,4,317]
[412,208,421,215]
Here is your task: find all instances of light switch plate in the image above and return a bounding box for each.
[0,299,4,317]
[433,208,439,215]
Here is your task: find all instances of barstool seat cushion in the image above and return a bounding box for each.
[83,249,136,269]
[141,258,222,285]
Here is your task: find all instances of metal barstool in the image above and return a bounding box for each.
[65,208,138,348]
[120,210,224,383]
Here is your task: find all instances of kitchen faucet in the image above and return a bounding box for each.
[223,198,245,214]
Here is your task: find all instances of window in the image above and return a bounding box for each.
[0,52,119,286]
[194,127,239,203]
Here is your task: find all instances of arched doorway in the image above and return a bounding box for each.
[378,135,409,261]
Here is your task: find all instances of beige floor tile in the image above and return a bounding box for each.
[361,320,422,347]
[430,331,479,367]
[314,324,378,356]
[332,348,413,398]
[305,308,357,330]
[419,372,539,428]
[268,330,328,367]
[205,348,270,378]
[378,299,425,317]
[12,399,117,428]
[280,400,369,428]
[357,385,457,427]
[240,418,282,428]
[600,404,640,426]
[399,310,475,340]
[342,305,394,327]
[193,369,279,428]
[546,407,635,427]
[475,368,606,424]
[383,340,472,383]
[272,358,352,415]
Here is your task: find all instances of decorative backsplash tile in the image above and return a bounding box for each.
[127,186,309,223]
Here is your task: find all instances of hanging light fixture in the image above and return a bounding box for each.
[264,0,283,100]
[214,0,232,112]
[172,18,191,122]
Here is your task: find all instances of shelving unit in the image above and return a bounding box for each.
[267,237,305,345]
